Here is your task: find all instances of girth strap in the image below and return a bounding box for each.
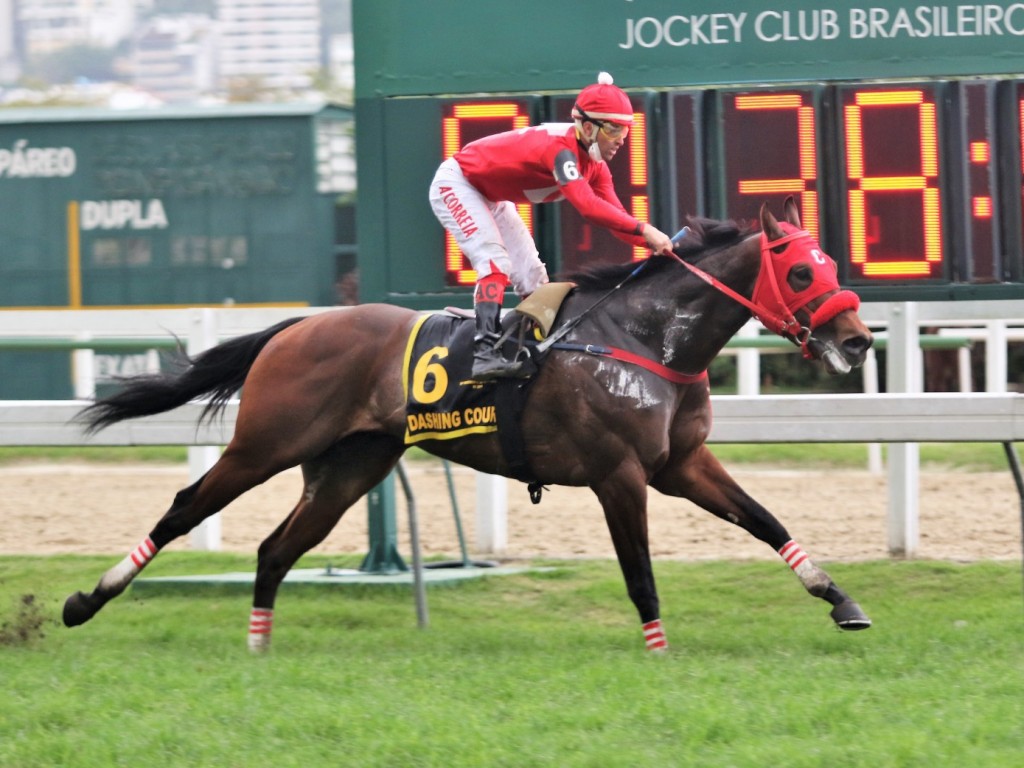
[493,378,533,481]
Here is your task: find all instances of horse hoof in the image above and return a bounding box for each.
[830,600,872,631]
[63,591,98,627]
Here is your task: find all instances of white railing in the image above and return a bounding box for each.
[1,303,1021,557]
[0,307,329,548]
[1,393,1022,559]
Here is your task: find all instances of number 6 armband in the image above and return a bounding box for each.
[553,149,581,185]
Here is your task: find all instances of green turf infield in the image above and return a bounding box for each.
[1,554,1022,767]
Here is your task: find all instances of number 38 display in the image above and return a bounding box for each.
[435,78,1024,300]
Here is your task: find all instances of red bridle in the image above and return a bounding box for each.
[668,227,860,358]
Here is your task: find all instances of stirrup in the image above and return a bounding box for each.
[471,339,530,381]
[471,354,526,381]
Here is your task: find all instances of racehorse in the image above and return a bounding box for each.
[63,198,874,652]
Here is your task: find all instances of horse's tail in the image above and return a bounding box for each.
[78,316,306,434]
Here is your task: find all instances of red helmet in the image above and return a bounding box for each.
[572,72,634,126]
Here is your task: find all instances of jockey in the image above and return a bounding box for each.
[429,71,676,380]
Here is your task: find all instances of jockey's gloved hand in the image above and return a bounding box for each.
[642,223,675,256]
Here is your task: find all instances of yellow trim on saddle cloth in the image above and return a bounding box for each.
[405,413,497,445]
[402,313,432,403]
[402,312,499,445]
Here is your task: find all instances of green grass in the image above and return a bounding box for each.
[2,555,1022,767]
[0,442,1014,471]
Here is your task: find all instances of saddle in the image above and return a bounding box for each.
[404,282,577,500]
[511,281,578,339]
[443,281,577,347]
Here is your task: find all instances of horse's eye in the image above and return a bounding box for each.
[793,265,813,282]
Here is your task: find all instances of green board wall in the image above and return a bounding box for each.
[0,103,350,309]
[0,103,352,398]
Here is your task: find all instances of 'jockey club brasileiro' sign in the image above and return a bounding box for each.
[617,5,1024,48]
[354,1,1024,97]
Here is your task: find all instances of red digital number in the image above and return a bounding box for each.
[722,90,820,239]
[441,101,532,286]
[843,87,943,279]
[626,110,650,262]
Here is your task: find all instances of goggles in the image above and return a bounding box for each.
[596,121,629,139]
[574,104,631,140]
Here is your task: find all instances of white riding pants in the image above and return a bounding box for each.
[429,157,549,297]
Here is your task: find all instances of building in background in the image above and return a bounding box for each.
[217,0,322,92]
[16,0,136,57]
[328,30,351,95]
[131,14,216,104]
[0,0,19,82]
[1,1,352,101]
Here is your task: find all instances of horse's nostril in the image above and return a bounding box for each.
[843,335,871,356]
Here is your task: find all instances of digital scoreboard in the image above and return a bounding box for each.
[354,1,1024,307]
[413,79,1023,299]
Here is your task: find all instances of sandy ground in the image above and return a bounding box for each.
[0,459,1020,563]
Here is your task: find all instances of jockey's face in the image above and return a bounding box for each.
[590,121,629,162]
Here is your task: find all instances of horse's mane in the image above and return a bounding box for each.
[561,216,756,291]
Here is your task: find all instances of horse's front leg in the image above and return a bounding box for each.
[652,445,871,631]
[592,464,669,652]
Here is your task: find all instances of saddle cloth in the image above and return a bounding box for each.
[402,313,498,444]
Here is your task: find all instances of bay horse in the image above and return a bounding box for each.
[63,198,874,652]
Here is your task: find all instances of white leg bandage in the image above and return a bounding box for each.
[247,607,274,652]
[98,537,158,593]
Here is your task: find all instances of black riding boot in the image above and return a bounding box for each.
[472,299,524,381]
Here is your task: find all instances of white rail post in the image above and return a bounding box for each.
[145,348,161,375]
[986,320,1008,394]
[862,346,883,474]
[475,473,507,553]
[957,346,973,393]
[886,302,921,557]
[72,333,96,399]
[187,308,222,551]
[735,321,761,396]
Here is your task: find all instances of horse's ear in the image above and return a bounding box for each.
[759,202,784,240]
[783,195,802,229]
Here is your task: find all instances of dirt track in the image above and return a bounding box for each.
[1,459,1019,562]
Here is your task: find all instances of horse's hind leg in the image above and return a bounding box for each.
[247,433,403,652]
[63,443,293,629]
[652,445,871,631]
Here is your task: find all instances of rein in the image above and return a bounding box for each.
[665,230,802,337]
[536,224,858,381]
[532,256,709,385]
[551,342,708,385]
[666,229,859,359]
[533,259,650,354]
